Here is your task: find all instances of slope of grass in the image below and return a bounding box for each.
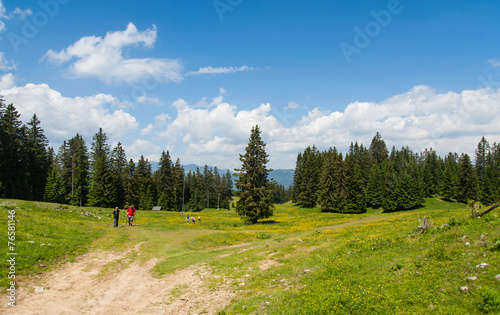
[1,198,499,314]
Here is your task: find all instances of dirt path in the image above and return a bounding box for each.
[2,243,235,314]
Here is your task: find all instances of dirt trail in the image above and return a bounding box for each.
[2,244,235,315]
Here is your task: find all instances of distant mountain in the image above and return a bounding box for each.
[149,162,294,187]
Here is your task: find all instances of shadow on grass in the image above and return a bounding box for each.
[382,204,426,213]
[256,220,279,225]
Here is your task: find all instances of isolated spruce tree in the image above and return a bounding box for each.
[234,126,274,223]
[88,128,116,207]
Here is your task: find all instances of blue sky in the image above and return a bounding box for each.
[1,0,500,169]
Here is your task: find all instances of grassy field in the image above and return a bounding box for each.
[1,198,499,314]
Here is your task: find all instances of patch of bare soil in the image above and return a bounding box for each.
[2,245,235,314]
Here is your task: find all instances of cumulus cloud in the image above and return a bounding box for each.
[124,139,162,162]
[0,73,138,145]
[147,85,500,168]
[42,23,183,84]
[187,65,254,75]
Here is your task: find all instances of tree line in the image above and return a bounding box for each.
[0,99,233,210]
[292,132,499,213]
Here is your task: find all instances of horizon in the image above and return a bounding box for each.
[1,1,499,169]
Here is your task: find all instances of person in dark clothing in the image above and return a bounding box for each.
[113,207,120,227]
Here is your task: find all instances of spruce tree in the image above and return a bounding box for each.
[369,132,389,166]
[318,147,338,211]
[457,154,478,203]
[88,128,116,207]
[441,156,458,201]
[26,114,49,201]
[234,126,274,223]
[110,142,128,208]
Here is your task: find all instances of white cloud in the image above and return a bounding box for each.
[141,124,154,136]
[148,85,500,168]
[136,95,163,105]
[9,7,32,19]
[0,72,15,89]
[0,74,138,145]
[124,139,162,162]
[0,1,7,32]
[0,52,17,71]
[0,1,31,32]
[42,22,183,84]
[488,59,500,68]
[187,65,254,75]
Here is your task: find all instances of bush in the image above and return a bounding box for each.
[478,287,500,313]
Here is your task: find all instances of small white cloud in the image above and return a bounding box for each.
[488,59,500,68]
[187,65,253,75]
[154,113,170,126]
[136,95,163,105]
[9,7,32,19]
[42,23,183,85]
[141,124,154,136]
[286,101,300,110]
[0,1,31,32]
[0,52,17,71]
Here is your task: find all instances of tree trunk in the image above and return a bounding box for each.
[478,203,499,218]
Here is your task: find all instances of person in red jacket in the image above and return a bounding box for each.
[127,206,135,226]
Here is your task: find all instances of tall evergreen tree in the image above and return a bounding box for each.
[26,114,49,201]
[441,154,458,201]
[87,128,116,207]
[297,146,321,207]
[369,132,389,166]
[111,142,128,208]
[0,103,28,199]
[234,126,274,223]
[457,154,478,203]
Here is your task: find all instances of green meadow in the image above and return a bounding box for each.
[1,198,499,314]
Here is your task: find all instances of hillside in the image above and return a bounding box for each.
[1,198,499,314]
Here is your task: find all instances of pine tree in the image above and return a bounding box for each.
[369,132,389,166]
[88,128,116,207]
[441,155,458,201]
[134,155,154,210]
[111,142,128,208]
[344,155,366,213]
[0,103,28,199]
[457,154,478,203]
[318,147,339,211]
[234,126,274,223]
[297,146,321,207]
[26,114,49,201]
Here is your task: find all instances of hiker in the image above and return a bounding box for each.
[186,214,190,223]
[127,206,135,226]
[191,216,195,224]
[112,207,120,227]
[198,215,201,223]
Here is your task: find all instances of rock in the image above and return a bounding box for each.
[34,286,44,293]
[476,263,489,268]
[495,275,500,281]
[465,276,477,281]
[460,286,469,292]
[465,242,470,246]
